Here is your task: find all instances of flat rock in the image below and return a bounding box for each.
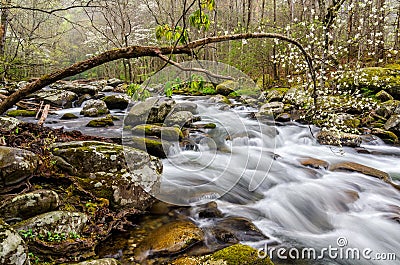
[0,219,29,265]
[329,161,389,181]
[299,157,329,169]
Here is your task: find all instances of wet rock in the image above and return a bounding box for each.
[256,102,284,118]
[239,95,259,107]
[132,124,183,141]
[299,157,329,169]
[216,80,238,96]
[165,111,197,126]
[376,90,394,101]
[102,95,130,110]
[329,161,389,181]
[0,190,60,222]
[212,217,268,243]
[317,130,362,147]
[13,211,88,235]
[0,117,20,131]
[0,219,30,265]
[276,113,291,122]
[126,136,171,158]
[80,99,110,117]
[209,95,231,105]
[72,258,119,265]
[6,110,36,117]
[209,244,274,265]
[51,141,161,211]
[101,86,114,92]
[125,97,175,126]
[384,114,400,133]
[0,146,38,190]
[196,202,223,219]
[372,128,399,144]
[77,94,93,107]
[173,102,198,114]
[33,89,77,108]
[107,78,124,87]
[61,113,78,120]
[135,220,204,259]
[86,116,114,127]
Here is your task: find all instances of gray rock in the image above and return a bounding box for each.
[33,89,77,108]
[80,99,109,117]
[0,190,60,222]
[209,95,231,105]
[317,130,362,147]
[376,100,400,118]
[384,114,400,131]
[102,94,130,110]
[101,86,114,92]
[256,102,284,118]
[64,83,99,95]
[0,146,38,189]
[13,211,88,235]
[0,219,29,265]
[173,102,198,114]
[0,117,21,131]
[165,111,195,126]
[72,258,119,265]
[51,141,162,211]
[107,78,124,87]
[125,97,175,126]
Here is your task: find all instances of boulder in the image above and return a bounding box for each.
[173,102,198,114]
[51,141,161,211]
[102,95,130,110]
[216,80,238,96]
[125,97,175,126]
[86,116,114,127]
[266,87,289,102]
[132,124,183,141]
[376,90,394,101]
[0,117,21,131]
[375,100,400,118]
[384,114,400,134]
[63,83,99,95]
[33,89,77,108]
[209,244,274,265]
[76,94,93,107]
[371,128,399,144]
[61,113,78,120]
[0,219,30,265]
[0,146,38,190]
[165,111,197,126]
[107,78,124,87]
[6,110,36,117]
[256,102,284,118]
[0,190,60,222]
[209,95,231,105]
[126,136,171,158]
[317,130,362,147]
[135,220,204,259]
[80,99,110,117]
[329,161,389,181]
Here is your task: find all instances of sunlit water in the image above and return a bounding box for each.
[161,98,400,265]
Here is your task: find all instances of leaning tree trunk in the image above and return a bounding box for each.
[0,33,317,114]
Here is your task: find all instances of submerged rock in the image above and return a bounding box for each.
[80,99,110,117]
[317,130,362,147]
[0,190,60,222]
[135,220,204,259]
[0,219,30,265]
[51,141,161,211]
[86,116,114,127]
[0,146,38,190]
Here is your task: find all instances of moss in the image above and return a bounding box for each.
[6,109,36,117]
[132,124,183,141]
[234,88,261,97]
[343,118,361,129]
[86,117,114,127]
[204,123,217,129]
[209,244,274,265]
[60,113,78,120]
[129,136,170,158]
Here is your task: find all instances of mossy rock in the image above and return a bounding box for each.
[216,80,238,96]
[376,90,394,102]
[131,124,183,141]
[208,244,274,265]
[61,113,79,120]
[209,95,231,105]
[0,219,30,265]
[317,130,362,147]
[102,95,130,110]
[6,110,36,117]
[266,87,289,102]
[127,136,171,158]
[372,128,399,144]
[86,116,114,127]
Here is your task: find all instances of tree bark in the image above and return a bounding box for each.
[0,33,316,114]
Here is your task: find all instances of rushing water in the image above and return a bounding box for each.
[160,98,400,265]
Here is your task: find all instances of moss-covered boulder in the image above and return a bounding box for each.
[135,220,204,260]
[126,136,171,158]
[6,110,36,117]
[125,97,176,126]
[80,99,110,117]
[0,146,38,190]
[209,95,231,105]
[51,141,161,211]
[317,130,362,147]
[61,113,79,120]
[0,116,21,131]
[86,116,114,127]
[132,124,183,141]
[372,128,399,144]
[102,95,130,110]
[0,190,60,222]
[0,219,30,265]
[216,80,238,96]
[208,244,274,265]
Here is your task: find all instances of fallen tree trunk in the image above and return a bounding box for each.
[0,33,316,114]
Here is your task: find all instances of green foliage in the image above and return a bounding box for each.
[126,83,151,101]
[155,25,189,44]
[189,10,211,31]
[18,229,81,243]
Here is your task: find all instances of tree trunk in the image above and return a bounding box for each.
[0,0,11,81]
[0,33,316,114]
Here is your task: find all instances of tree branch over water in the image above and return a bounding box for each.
[0,33,316,114]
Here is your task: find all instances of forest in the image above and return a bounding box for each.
[0,1,400,265]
